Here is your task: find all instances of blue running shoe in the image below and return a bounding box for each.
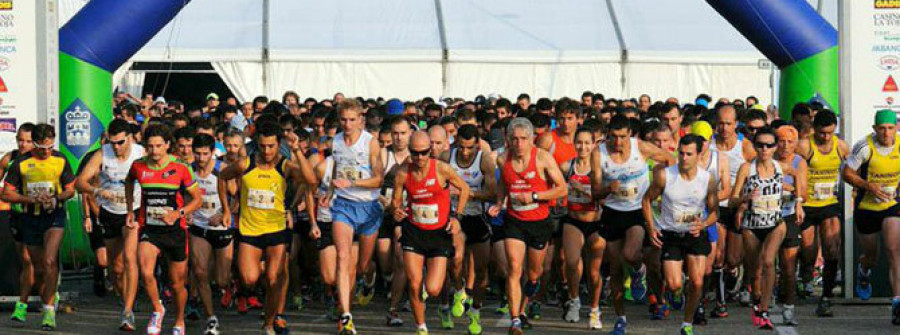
[609,317,627,335]
[630,267,647,303]
[855,265,872,301]
[666,290,684,311]
[891,299,900,325]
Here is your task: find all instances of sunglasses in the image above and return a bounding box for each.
[754,142,777,149]
[35,143,53,150]
[109,139,127,146]
[747,126,765,133]
[410,147,431,157]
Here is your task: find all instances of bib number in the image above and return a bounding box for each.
[202,195,220,210]
[877,186,898,203]
[411,203,440,225]
[675,210,701,227]
[752,194,781,215]
[247,188,276,209]
[510,192,538,212]
[813,183,835,200]
[568,182,592,204]
[337,167,362,182]
[26,182,54,197]
[147,206,173,226]
[614,183,639,200]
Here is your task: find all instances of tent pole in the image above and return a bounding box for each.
[434,0,448,97]
[262,0,270,97]
[605,0,627,98]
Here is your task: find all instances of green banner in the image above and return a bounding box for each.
[779,46,840,119]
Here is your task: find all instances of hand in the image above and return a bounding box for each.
[96,190,113,201]
[222,212,232,228]
[608,180,621,194]
[449,187,460,196]
[83,216,92,233]
[512,192,533,205]
[209,213,223,227]
[162,209,181,225]
[285,132,301,151]
[446,217,460,235]
[795,205,805,226]
[690,218,704,237]
[378,195,390,208]
[296,202,307,212]
[393,206,408,222]
[648,229,663,249]
[309,224,321,240]
[487,204,501,218]
[868,183,892,202]
[333,178,352,189]
[318,195,331,209]
[126,211,138,228]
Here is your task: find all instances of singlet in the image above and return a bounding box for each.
[450,148,484,216]
[566,159,596,212]
[600,138,650,212]
[317,158,334,223]
[805,135,842,207]
[405,159,451,230]
[712,134,746,207]
[192,160,224,229]
[741,160,784,230]
[1,150,21,212]
[4,151,75,216]
[98,144,145,215]
[705,151,720,185]
[549,130,577,164]
[239,156,288,236]
[382,149,402,207]
[502,148,550,221]
[856,135,900,211]
[781,155,801,217]
[332,131,378,202]
[658,165,710,233]
[127,155,196,228]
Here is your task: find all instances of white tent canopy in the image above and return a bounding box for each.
[59,0,838,104]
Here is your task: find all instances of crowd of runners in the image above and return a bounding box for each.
[2,91,900,335]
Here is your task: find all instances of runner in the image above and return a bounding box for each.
[1,123,36,325]
[487,117,568,335]
[796,109,847,317]
[381,116,412,326]
[189,134,233,335]
[643,122,677,320]
[2,123,73,331]
[329,99,384,335]
[774,125,806,326]
[392,131,471,335]
[841,110,900,325]
[559,128,604,330]
[731,127,803,330]
[441,124,497,334]
[74,119,145,331]
[590,114,674,335]
[125,124,203,335]
[219,121,316,334]
[313,149,352,322]
[642,134,718,335]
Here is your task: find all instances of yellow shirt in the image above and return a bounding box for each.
[4,151,75,216]
[805,134,842,207]
[858,136,900,211]
[239,157,287,236]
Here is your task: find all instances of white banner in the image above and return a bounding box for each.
[0,0,57,153]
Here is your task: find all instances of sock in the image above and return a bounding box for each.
[892,297,900,305]
[713,268,725,304]
[822,259,838,298]
[591,307,600,313]
[511,317,521,324]
[783,304,794,310]
[682,321,692,328]
[618,315,627,322]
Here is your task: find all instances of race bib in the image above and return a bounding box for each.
[877,186,898,203]
[411,203,440,225]
[568,182,592,203]
[26,182,54,197]
[614,183,639,200]
[202,195,220,210]
[752,194,781,215]
[675,210,701,227]
[510,192,538,212]
[111,190,128,207]
[813,182,836,200]
[146,206,173,226]
[247,188,276,209]
[338,167,362,182]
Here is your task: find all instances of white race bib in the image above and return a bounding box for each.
[752,194,781,215]
[877,186,898,203]
[568,182,592,204]
[111,190,128,207]
[202,195,220,210]
[675,209,701,227]
[247,188,276,209]
[146,206,173,226]
[615,183,640,200]
[26,182,54,197]
[338,167,362,182]
[510,192,538,212]
[411,203,440,225]
[813,182,836,200]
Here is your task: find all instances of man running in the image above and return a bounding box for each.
[382,116,412,326]
[643,134,718,335]
[441,124,497,334]
[75,119,145,330]
[842,109,900,325]
[796,109,847,317]
[590,114,674,335]
[2,123,36,325]
[487,117,567,335]
[3,124,76,331]
[125,125,203,335]
[393,131,471,335]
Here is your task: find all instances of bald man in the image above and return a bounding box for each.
[428,125,450,159]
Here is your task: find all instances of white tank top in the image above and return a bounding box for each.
[658,165,710,233]
[98,143,144,214]
[317,158,334,222]
[450,148,484,216]
[332,131,378,202]
[711,134,745,207]
[192,161,224,229]
[600,138,650,212]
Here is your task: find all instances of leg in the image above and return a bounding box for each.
[779,245,799,307]
[759,226,786,312]
[451,230,466,292]
[622,225,646,268]
[169,259,189,329]
[16,242,35,304]
[389,227,407,310]
[319,246,338,286]
[333,221,355,314]
[122,225,140,312]
[684,255,707,323]
[375,236,393,286]
[106,238,126,297]
[470,241,491,308]
[214,241,235,298]
[404,252,426,326]
[504,238,527,319]
[663,260,685,300]
[799,225,819,286]
[606,239,626,316]
[561,224,585,301]
[263,244,287,329]
[356,232,379,293]
[190,236,215,317]
[881,218,900,296]
[741,231,761,302]
[819,217,842,298]
[237,243,263,301]
[426,256,450,298]
[521,246,548,315]
[41,228,65,306]
[138,242,163,313]
[289,234,302,301]
[587,233,607,309]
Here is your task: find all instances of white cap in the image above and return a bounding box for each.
[488,93,500,100]
[154,96,166,104]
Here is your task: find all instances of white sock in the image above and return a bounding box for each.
[682,321,691,328]
[618,315,626,322]
[44,304,54,312]
[591,307,600,313]
[784,304,794,309]
[417,324,427,331]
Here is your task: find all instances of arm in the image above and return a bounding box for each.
[742,138,757,161]
[642,166,666,235]
[729,163,750,209]
[589,148,611,200]
[476,153,497,202]
[75,151,103,195]
[441,161,470,216]
[704,174,719,228]
[536,132,553,151]
[391,166,408,222]
[218,159,247,222]
[347,137,384,189]
[488,154,507,217]
[794,159,808,224]
[796,137,813,160]
[535,150,567,201]
[639,140,675,166]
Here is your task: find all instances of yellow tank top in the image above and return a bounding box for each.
[239,156,287,236]
[858,136,900,211]
[805,134,841,207]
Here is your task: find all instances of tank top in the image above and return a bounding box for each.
[98,144,145,214]
[192,160,224,229]
[317,158,334,223]
[549,130,577,164]
[712,134,745,207]
[857,135,900,211]
[405,159,451,230]
[332,130,378,202]
[2,150,20,212]
[658,165,710,233]
[502,148,550,221]
[239,156,287,236]
[566,159,596,212]
[805,134,842,207]
[781,155,801,217]
[382,149,399,201]
[600,138,650,212]
[450,148,484,216]
[741,160,784,230]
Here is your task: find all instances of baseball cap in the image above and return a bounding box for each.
[206,92,219,101]
[689,121,713,141]
[386,99,404,116]
[875,109,897,125]
[154,96,166,104]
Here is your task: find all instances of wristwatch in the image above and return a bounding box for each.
[531,192,539,202]
[179,208,186,218]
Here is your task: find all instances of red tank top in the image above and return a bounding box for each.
[502,148,550,221]
[566,160,596,212]
[550,130,577,164]
[405,159,451,230]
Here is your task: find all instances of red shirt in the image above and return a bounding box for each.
[405,159,451,230]
[502,148,550,221]
[566,162,596,212]
[128,156,197,228]
[550,130,577,164]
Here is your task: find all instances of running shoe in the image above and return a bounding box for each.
[205,316,220,335]
[439,306,454,329]
[274,314,289,335]
[237,296,249,315]
[609,317,626,335]
[120,310,135,331]
[563,298,581,323]
[385,309,403,327]
[147,308,165,335]
[803,281,815,298]
[816,297,833,317]
[738,287,752,306]
[667,289,684,311]
[649,303,665,320]
[357,276,376,306]
[338,315,356,335]
[520,314,533,330]
[589,308,602,330]
[220,285,234,309]
[693,304,708,325]
[10,301,26,323]
[526,301,542,320]
[751,305,761,327]
[172,326,184,335]
[680,325,694,335]
[495,300,509,315]
[508,318,523,335]
[758,311,774,330]
[467,308,483,335]
[710,302,728,318]
[41,308,56,331]
[782,305,798,326]
[401,299,412,312]
[630,266,647,303]
[855,265,872,301]
[248,295,264,309]
[186,299,201,321]
[292,295,304,311]
[892,299,900,325]
[452,290,468,318]
[415,327,429,335]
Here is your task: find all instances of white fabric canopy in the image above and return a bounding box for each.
[58,0,838,104]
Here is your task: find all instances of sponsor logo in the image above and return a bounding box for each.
[885,75,899,92]
[876,0,900,9]
[425,178,435,186]
[0,56,8,71]
[0,1,10,11]
[872,45,900,53]
[875,13,900,26]
[525,171,536,179]
[61,99,103,158]
[879,55,900,71]
[888,97,895,105]
[142,171,154,179]
[0,74,6,92]
[0,118,14,132]
[0,14,11,28]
